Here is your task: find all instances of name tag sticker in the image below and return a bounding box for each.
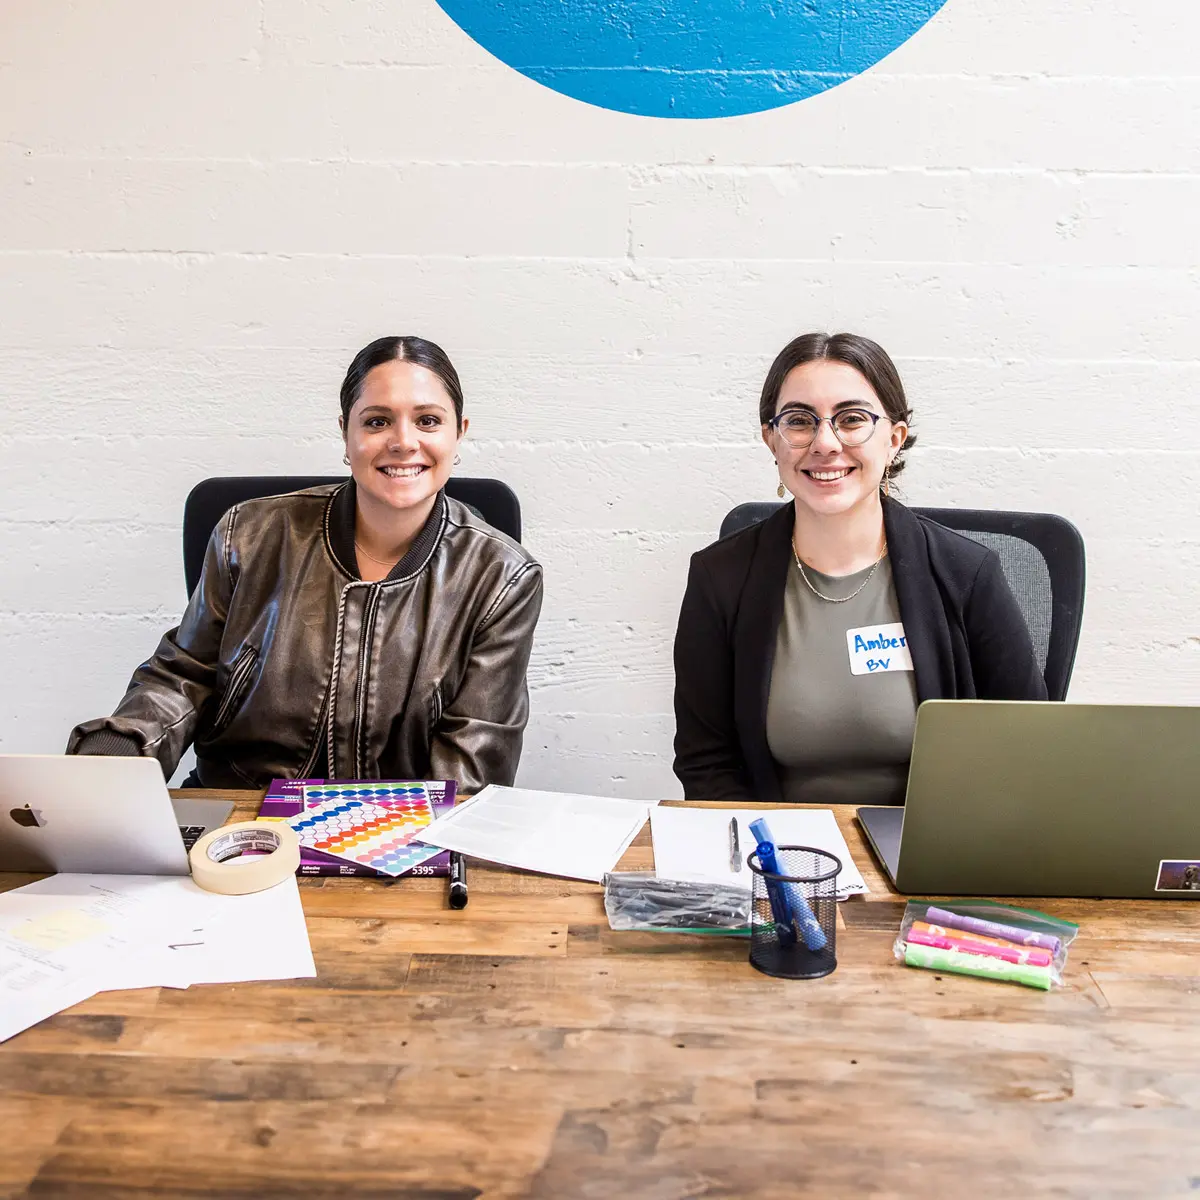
[846,622,914,676]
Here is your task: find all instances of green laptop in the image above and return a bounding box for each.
[857,700,1200,899]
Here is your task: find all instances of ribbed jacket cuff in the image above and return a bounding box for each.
[72,729,144,757]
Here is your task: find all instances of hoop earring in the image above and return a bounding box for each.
[342,453,350,466]
[453,453,461,467]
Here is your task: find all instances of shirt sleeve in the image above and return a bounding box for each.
[672,553,756,801]
[428,561,544,792]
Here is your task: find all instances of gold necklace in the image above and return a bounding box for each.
[354,540,401,567]
[792,537,886,604]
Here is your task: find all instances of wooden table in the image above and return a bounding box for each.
[4,793,1200,1198]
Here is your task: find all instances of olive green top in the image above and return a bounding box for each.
[765,554,918,806]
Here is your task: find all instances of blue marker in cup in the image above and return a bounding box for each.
[753,838,798,947]
[749,818,828,952]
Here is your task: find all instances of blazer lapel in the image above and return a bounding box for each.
[884,498,955,701]
[733,504,793,802]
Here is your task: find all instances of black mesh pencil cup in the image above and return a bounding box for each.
[747,845,840,979]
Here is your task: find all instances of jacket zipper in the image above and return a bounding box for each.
[325,587,354,779]
[352,584,382,778]
[210,644,258,736]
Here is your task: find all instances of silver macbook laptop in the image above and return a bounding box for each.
[857,700,1200,899]
[0,755,233,875]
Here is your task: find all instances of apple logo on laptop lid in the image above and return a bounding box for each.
[9,805,45,829]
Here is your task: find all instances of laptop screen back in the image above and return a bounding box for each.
[894,701,1200,899]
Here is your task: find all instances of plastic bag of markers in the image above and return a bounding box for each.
[603,872,752,935]
[893,899,1079,990]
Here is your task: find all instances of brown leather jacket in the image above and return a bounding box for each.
[68,483,543,790]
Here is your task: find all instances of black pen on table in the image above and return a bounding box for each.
[448,851,469,909]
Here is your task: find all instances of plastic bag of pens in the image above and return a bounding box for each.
[603,872,751,935]
[894,900,1079,990]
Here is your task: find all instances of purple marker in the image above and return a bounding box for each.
[924,906,1062,955]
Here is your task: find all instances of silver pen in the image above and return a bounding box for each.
[728,817,741,872]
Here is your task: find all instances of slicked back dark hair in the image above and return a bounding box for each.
[758,331,916,477]
[340,336,464,431]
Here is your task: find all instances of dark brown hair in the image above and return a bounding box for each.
[758,332,916,478]
[340,336,464,431]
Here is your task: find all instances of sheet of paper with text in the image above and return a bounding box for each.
[649,807,868,898]
[417,785,657,881]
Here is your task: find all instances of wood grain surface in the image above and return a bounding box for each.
[4,791,1200,1199]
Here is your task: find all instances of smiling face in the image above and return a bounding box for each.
[341,358,466,515]
[762,359,907,518]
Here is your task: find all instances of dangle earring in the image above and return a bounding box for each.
[883,460,892,498]
[775,460,785,499]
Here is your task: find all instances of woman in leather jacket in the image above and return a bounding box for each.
[68,336,544,790]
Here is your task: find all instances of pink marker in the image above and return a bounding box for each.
[907,928,1053,968]
[913,921,1055,967]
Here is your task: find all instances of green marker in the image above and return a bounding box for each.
[904,942,1052,991]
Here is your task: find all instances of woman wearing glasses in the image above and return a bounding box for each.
[672,331,1045,804]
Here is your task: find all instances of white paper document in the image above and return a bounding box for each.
[650,807,868,899]
[0,873,315,1044]
[417,785,657,881]
[152,877,316,987]
[0,873,219,1042]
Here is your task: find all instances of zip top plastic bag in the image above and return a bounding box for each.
[603,872,751,935]
[894,899,1079,990]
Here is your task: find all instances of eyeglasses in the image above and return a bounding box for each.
[767,407,883,449]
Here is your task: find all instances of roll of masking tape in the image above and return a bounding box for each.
[188,821,301,895]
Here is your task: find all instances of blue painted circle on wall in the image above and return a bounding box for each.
[435,0,949,119]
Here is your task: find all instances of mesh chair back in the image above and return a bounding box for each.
[183,475,522,597]
[717,501,1085,701]
[953,530,1051,666]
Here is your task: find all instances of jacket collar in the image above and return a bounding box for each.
[883,496,954,701]
[732,503,794,803]
[326,480,448,582]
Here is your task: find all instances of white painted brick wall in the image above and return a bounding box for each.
[2,0,1198,796]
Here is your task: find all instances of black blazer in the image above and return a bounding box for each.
[672,499,1048,802]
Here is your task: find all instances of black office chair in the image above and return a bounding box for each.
[183,475,522,597]
[718,501,1086,702]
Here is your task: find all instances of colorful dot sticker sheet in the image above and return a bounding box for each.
[288,784,440,877]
